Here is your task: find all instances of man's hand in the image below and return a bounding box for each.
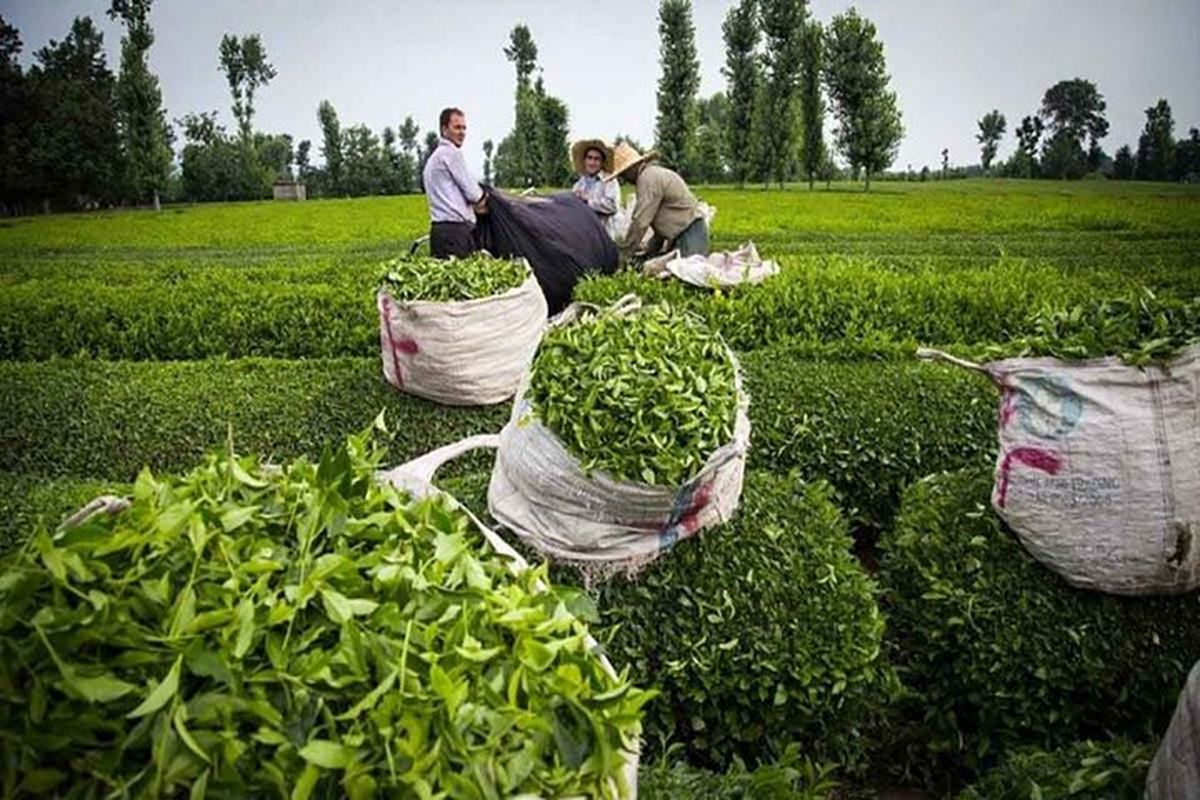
[473,195,489,215]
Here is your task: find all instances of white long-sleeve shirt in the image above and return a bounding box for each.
[423,137,483,224]
[572,173,620,237]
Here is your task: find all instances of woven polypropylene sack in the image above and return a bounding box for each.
[641,240,779,288]
[1146,660,1200,799]
[979,345,1200,595]
[376,268,547,406]
[486,351,751,572]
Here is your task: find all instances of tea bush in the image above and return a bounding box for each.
[958,738,1154,800]
[879,468,1198,782]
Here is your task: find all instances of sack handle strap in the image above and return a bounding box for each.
[916,347,988,375]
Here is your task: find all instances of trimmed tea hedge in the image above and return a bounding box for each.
[575,255,1136,353]
[0,352,997,533]
[638,751,839,799]
[0,280,375,360]
[879,468,1198,784]
[742,343,997,531]
[958,738,1154,800]
[0,472,123,555]
[0,254,1163,361]
[443,471,896,772]
[0,358,505,481]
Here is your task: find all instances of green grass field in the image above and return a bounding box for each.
[1,178,1197,796]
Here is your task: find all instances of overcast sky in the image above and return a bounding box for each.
[3,0,1198,176]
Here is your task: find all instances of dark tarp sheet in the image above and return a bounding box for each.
[474,190,619,315]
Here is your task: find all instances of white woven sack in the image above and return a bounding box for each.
[641,240,779,288]
[487,342,751,571]
[920,345,1200,596]
[375,437,641,797]
[1146,660,1200,799]
[377,264,547,406]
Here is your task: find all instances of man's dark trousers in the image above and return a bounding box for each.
[430,221,476,258]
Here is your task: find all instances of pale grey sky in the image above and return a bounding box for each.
[3,0,1198,176]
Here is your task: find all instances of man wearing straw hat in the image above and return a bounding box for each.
[607,141,708,260]
[570,139,620,238]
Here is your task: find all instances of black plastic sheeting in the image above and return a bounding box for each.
[474,190,619,315]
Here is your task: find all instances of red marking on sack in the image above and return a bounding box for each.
[999,383,1018,428]
[378,294,406,387]
[672,482,714,538]
[394,338,419,355]
[996,446,1063,508]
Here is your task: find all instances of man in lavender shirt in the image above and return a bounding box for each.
[422,107,488,258]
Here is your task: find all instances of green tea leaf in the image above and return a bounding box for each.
[127,655,182,718]
[299,739,355,770]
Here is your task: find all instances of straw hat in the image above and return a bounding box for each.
[571,139,613,176]
[606,141,659,182]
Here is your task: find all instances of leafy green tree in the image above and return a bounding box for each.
[218,34,276,142]
[1135,99,1175,181]
[1038,78,1107,178]
[1006,114,1043,178]
[295,139,312,179]
[482,139,494,185]
[254,132,292,181]
[341,124,388,196]
[654,0,700,175]
[691,93,729,182]
[502,24,541,187]
[0,15,33,214]
[721,0,759,187]
[1112,144,1135,180]
[27,16,122,209]
[799,20,826,189]
[823,7,903,191]
[177,111,239,201]
[1174,128,1200,182]
[317,99,343,194]
[503,24,538,82]
[1041,128,1087,179]
[758,0,807,187]
[397,116,420,192]
[108,0,172,210]
[976,109,1006,174]
[536,76,571,186]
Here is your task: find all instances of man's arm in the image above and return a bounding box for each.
[621,175,663,252]
[446,148,483,205]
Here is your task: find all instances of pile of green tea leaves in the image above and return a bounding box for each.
[378,253,528,303]
[527,304,739,486]
[978,289,1200,366]
[0,421,649,798]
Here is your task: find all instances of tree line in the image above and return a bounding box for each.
[3,2,1194,215]
[653,0,903,191]
[967,83,1198,182]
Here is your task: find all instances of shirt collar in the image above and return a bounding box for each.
[439,136,458,149]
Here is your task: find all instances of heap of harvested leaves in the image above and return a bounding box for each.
[0,421,649,798]
[378,253,528,303]
[527,304,739,486]
[978,289,1200,365]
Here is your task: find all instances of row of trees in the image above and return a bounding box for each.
[972,85,1198,182]
[0,7,173,214]
[489,25,571,189]
[655,0,903,190]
